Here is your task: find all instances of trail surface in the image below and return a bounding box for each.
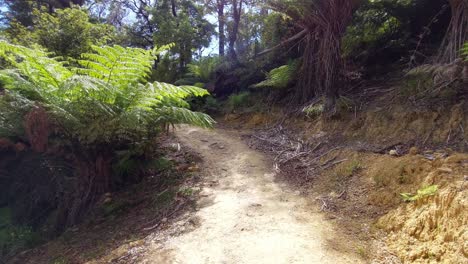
[146,126,361,264]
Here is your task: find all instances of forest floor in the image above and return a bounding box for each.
[10,125,367,264]
[9,106,468,263]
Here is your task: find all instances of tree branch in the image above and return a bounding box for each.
[255,29,307,57]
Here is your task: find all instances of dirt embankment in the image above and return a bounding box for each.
[224,100,468,263]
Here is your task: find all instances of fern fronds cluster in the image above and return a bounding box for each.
[0,41,214,146]
[176,56,220,86]
[253,60,299,89]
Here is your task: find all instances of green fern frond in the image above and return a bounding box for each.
[185,56,220,83]
[152,43,175,56]
[155,107,215,128]
[0,41,214,147]
[401,185,438,202]
[253,60,299,89]
[462,42,468,61]
[77,45,154,87]
[0,41,73,89]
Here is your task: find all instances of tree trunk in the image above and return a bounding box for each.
[228,0,243,62]
[217,0,226,56]
[65,148,113,227]
[437,0,468,63]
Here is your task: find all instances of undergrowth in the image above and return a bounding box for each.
[0,207,43,258]
[226,92,253,113]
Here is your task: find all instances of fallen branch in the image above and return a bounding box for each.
[311,142,323,153]
[280,152,309,165]
[321,158,348,170]
[310,147,341,163]
[251,135,286,148]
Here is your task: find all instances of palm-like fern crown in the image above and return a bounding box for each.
[0,41,214,144]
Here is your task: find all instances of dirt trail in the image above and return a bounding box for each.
[145,126,362,264]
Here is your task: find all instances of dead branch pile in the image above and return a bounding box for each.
[248,126,345,185]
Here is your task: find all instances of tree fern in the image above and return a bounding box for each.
[0,41,214,143]
[176,56,220,86]
[0,41,214,230]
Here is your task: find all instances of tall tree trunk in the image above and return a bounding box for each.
[437,0,468,63]
[228,0,243,62]
[217,0,226,56]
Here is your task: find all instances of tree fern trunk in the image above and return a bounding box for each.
[437,0,468,63]
[66,148,113,227]
[297,0,360,110]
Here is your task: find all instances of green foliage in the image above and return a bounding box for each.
[0,42,214,147]
[343,6,402,59]
[343,0,449,66]
[253,60,298,89]
[153,53,183,83]
[401,185,438,202]
[226,92,252,112]
[0,207,42,258]
[152,0,215,68]
[462,42,468,61]
[203,96,221,113]
[175,56,220,87]
[5,7,116,59]
[187,56,220,83]
[303,104,324,118]
[0,41,214,246]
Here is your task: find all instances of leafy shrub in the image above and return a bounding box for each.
[203,96,221,113]
[187,56,220,83]
[175,56,220,87]
[5,7,116,59]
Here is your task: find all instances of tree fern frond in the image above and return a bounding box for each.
[78,45,154,87]
[0,41,215,148]
[155,107,215,128]
[140,82,210,109]
[0,41,73,88]
[152,43,175,56]
[253,60,299,89]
